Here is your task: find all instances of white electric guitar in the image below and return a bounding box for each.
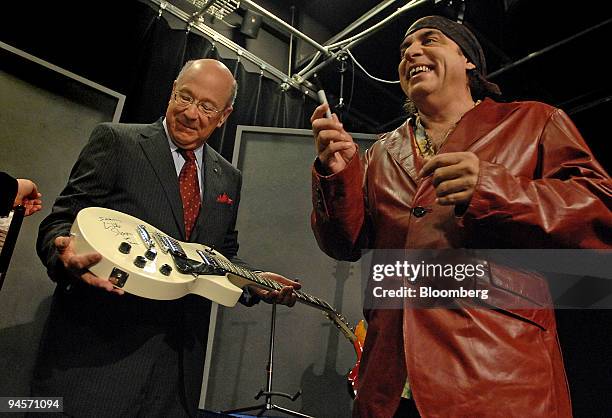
[70,207,356,335]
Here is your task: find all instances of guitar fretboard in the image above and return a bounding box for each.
[196,249,335,312]
[144,226,340,317]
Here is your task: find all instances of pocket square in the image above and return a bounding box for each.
[216,193,234,205]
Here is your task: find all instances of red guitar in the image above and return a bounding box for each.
[344,319,366,398]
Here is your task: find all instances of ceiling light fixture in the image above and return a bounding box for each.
[185,0,241,21]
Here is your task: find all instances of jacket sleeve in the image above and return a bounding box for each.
[0,171,18,217]
[310,151,371,261]
[37,124,120,282]
[463,108,612,248]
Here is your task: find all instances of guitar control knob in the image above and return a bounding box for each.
[118,242,132,254]
[159,264,173,276]
[133,255,147,268]
[144,248,157,261]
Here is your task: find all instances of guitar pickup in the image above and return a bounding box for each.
[153,231,187,258]
[137,225,157,260]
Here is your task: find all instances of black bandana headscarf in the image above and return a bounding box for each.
[405,15,501,97]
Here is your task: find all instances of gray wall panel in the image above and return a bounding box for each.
[0,43,123,400]
[205,126,375,417]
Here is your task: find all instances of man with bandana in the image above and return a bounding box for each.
[310,15,611,417]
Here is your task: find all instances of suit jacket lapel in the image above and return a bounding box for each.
[139,120,185,236]
[191,144,224,243]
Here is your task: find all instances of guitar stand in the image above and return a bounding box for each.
[221,302,314,418]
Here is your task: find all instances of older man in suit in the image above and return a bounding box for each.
[32,59,299,417]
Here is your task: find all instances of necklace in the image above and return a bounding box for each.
[413,100,481,157]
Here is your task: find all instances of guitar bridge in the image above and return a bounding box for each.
[170,253,222,276]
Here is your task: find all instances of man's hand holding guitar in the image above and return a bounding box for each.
[251,271,301,307]
[55,235,124,295]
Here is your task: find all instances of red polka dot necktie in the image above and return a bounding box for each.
[178,149,201,240]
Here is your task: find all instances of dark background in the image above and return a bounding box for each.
[2,0,610,171]
[1,0,610,416]
[289,0,612,174]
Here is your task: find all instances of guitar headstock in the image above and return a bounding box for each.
[324,310,357,343]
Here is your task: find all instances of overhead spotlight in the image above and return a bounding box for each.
[240,9,262,39]
[185,0,241,22]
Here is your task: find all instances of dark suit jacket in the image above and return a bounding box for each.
[33,120,244,416]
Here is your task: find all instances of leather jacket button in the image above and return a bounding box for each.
[412,206,428,218]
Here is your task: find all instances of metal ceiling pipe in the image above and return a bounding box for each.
[325,0,399,46]
[488,17,612,79]
[325,0,429,50]
[147,0,318,99]
[241,0,330,56]
[299,0,428,82]
[295,0,399,79]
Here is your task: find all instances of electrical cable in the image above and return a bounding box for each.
[345,56,355,115]
[346,50,399,84]
[325,0,423,50]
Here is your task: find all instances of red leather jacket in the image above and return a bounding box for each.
[311,99,612,417]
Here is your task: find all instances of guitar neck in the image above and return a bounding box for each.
[196,249,334,313]
[208,253,359,344]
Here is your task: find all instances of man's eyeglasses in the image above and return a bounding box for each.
[173,91,223,118]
